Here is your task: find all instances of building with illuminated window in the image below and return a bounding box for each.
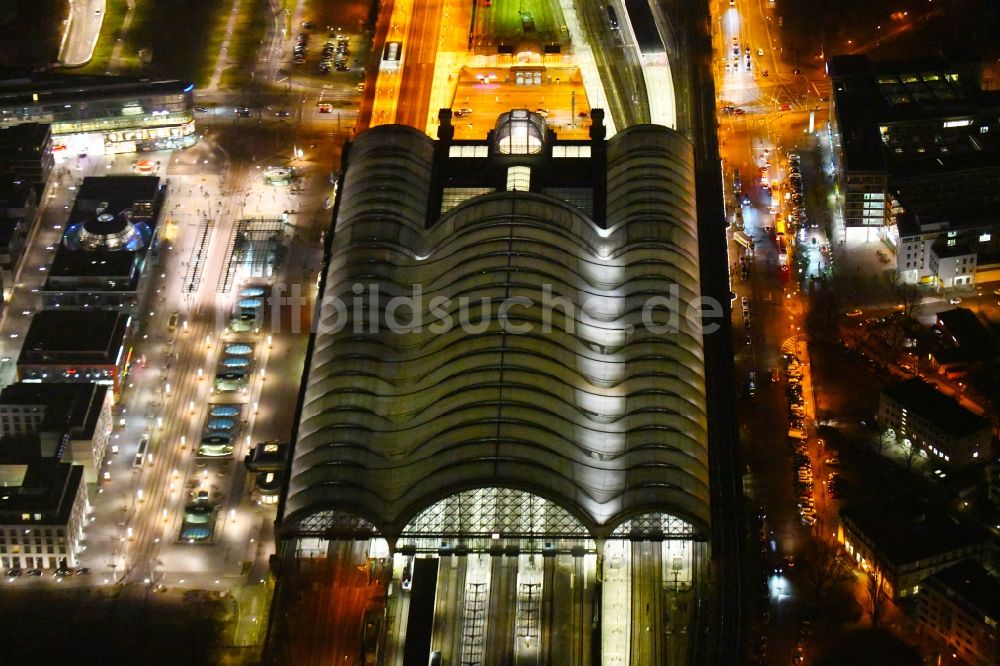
[916,560,1000,665]
[0,382,113,483]
[0,124,53,294]
[894,211,1000,287]
[838,502,994,600]
[878,378,992,468]
[42,176,165,310]
[271,110,710,664]
[244,440,288,506]
[0,460,89,572]
[0,71,195,155]
[829,55,1000,283]
[16,310,131,397]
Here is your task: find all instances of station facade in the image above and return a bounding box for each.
[274,110,711,664]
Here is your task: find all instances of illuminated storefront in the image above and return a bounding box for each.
[0,73,196,156]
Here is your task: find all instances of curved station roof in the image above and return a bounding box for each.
[283,113,710,544]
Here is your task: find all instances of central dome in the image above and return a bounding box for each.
[65,210,150,252]
[83,212,128,236]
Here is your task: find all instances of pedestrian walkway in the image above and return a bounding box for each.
[602,540,631,665]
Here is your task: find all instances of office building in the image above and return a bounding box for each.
[0,461,88,571]
[0,172,40,289]
[0,383,113,482]
[878,378,992,467]
[0,122,53,182]
[828,54,1000,284]
[42,175,165,310]
[16,310,131,396]
[0,71,195,155]
[0,124,52,293]
[839,502,994,599]
[894,211,999,287]
[916,560,1000,665]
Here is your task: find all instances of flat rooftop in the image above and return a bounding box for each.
[924,559,1000,620]
[0,71,191,108]
[0,461,83,525]
[0,172,34,207]
[936,307,998,359]
[841,502,991,567]
[828,54,1000,173]
[70,175,162,220]
[450,67,591,141]
[17,310,128,364]
[895,209,997,237]
[0,122,50,155]
[0,382,109,438]
[46,247,138,283]
[883,378,990,438]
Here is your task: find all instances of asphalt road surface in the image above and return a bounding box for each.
[59,0,106,67]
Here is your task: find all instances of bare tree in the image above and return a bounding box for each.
[844,318,867,349]
[866,565,889,627]
[801,540,853,607]
[875,428,895,455]
[885,271,922,318]
[899,284,921,319]
[880,322,907,363]
[902,438,921,470]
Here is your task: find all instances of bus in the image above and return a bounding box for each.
[734,230,754,252]
[382,41,402,63]
[607,5,619,30]
[134,434,150,468]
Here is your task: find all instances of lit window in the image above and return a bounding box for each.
[552,145,592,158]
[441,187,494,213]
[506,166,531,192]
[979,233,991,242]
[495,110,545,154]
[448,144,489,158]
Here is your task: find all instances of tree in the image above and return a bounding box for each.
[844,318,867,349]
[865,565,889,628]
[805,280,841,341]
[875,428,895,455]
[899,284,921,319]
[902,438,921,470]
[801,540,853,608]
[885,271,922,318]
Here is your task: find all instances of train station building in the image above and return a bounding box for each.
[271,110,710,664]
